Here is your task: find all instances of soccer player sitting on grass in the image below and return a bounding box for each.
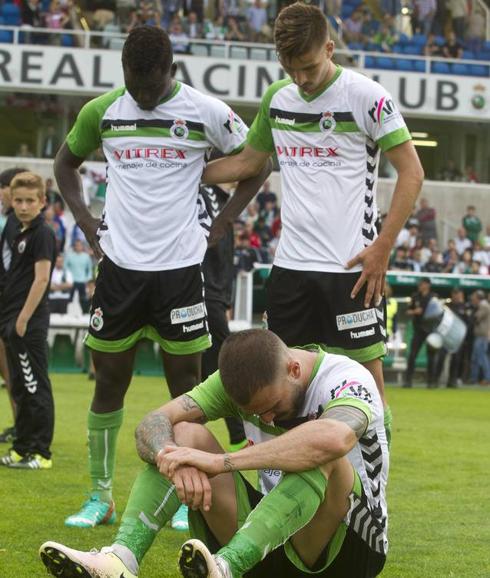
[40,329,389,578]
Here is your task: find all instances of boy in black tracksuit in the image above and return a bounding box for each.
[0,172,57,469]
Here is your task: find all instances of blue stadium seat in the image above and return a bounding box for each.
[414,60,426,72]
[376,57,395,70]
[364,55,376,67]
[341,5,355,18]
[451,63,469,75]
[61,34,74,47]
[348,42,364,51]
[470,64,488,77]
[477,51,490,62]
[0,1,21,25]
[397,33,410,45]
[432,61,450,74]
[434,35,445,46]
[403,44,423,55]
[396,59,413,71]
[484,40,490,51]
[365,42,382,52]
[392,44,404,53]
[463,50,475,60]
[411,34,427,45]
[0,29,13,43]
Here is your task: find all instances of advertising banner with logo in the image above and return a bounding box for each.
[0,44,489,121]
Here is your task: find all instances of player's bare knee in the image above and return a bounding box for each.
[173,421,221,452]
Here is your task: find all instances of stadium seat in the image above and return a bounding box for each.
[432,61,450,74]
[396,59,413,71]
[414,60,426,72]
[0,29,13,43]
[341,5,355,18]
[364,55,376,67]
[397,33,410,45]
[411,33,427,45]
[0,1,21,26]
[61,34,74,47]
[392,44,404,53]
[477,51,490,62]
[451,62,469,75]
[348,42,364,51]
[133,339,162,376]
[470,64,488,77]
[250,48,268,61]
[190,43,209,57]
[434,35,445,46]
[210,44,226,58]
[230,46,248,59]
[463,50,475,60]
[403,44,423,55]
[376,57,395,70]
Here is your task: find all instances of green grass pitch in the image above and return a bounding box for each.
[1,375,489,577]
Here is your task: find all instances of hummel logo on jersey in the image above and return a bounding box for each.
[276,146,339,158]
[110,123,137,131]
[113,148,187,160]
[368,97,396,124]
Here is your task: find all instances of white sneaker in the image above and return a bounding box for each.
[179,539,232,578]
[39,541,137,578]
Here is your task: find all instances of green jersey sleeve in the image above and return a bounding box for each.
[247,79,291,153]
[186,370,240,421]
[66,87,125,158]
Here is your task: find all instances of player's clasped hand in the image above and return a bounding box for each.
[345,240,391,308]
[157,447,214,512]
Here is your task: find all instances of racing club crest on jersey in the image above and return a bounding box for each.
[319,112,336,135]
[170,119,189,139]
[90,307,104,332]
[17,239,26,254]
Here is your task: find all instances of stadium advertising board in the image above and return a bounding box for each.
[0,45,489,121]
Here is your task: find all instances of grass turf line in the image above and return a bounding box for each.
[0,375,489,577]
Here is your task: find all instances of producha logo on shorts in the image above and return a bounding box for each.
[368,97,396,125]
[170,303,205,325]
[170,119,189,139]
[336,308,376,331]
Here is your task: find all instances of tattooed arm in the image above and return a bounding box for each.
[135,394,207,464]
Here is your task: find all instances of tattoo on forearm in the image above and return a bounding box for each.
[135,410,175,464]
[322,406,369,439]
[223,453,235,472]
[178,395,207,424]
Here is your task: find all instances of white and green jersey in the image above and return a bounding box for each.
[248,66,411,273]
[187,345,389,553]
[67,82,247,271]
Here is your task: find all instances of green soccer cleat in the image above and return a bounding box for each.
[39,541,137,578]
[65,495,116,528]
[172,504,189,531]
[179,539,232,578]
[0,448,23,466]
[8,453,52,469]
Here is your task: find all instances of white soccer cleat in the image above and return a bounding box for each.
[39,541,137,578]
[178,539,233,578]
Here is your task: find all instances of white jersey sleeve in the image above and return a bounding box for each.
[202,98,248,155]
[348,77,411,153]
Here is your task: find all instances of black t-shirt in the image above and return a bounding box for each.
[409,290,434,329]
[0,214,57,325]
[200,185,234,306]
[0,210,20,291]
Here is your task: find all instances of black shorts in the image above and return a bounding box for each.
[189,475,386,578]
[85,257,210,355]
[266,266,386,363]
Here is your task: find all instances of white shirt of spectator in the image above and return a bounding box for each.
[455,236,472,256]
[50,267,74,300]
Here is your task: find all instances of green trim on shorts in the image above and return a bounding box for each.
[322,341,386,363]
[283,469,363,574]
[85,325,211,355]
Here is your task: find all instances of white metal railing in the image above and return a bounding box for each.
[0,24,489,73]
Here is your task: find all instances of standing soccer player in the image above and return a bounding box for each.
[204,2,424,441]
[55,25,265,528]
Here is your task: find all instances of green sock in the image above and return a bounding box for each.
[88,408,124,502]
[383,405,393,449]
[218,469,327,577]
[114,464,182,563]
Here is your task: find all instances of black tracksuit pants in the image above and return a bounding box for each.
[2,321,54,459]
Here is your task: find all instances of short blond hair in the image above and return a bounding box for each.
[274,2,329,64]
[10,172,45,200]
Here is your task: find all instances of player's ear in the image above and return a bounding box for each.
[287,359,301,380]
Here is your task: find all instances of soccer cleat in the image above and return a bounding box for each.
[65,495,116,528]
[0,425,16,443]
[39,541,137,578]
[8,453,52,469]
[179,539,232,578]
[172,504,189,531]
[0,448,23,466]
